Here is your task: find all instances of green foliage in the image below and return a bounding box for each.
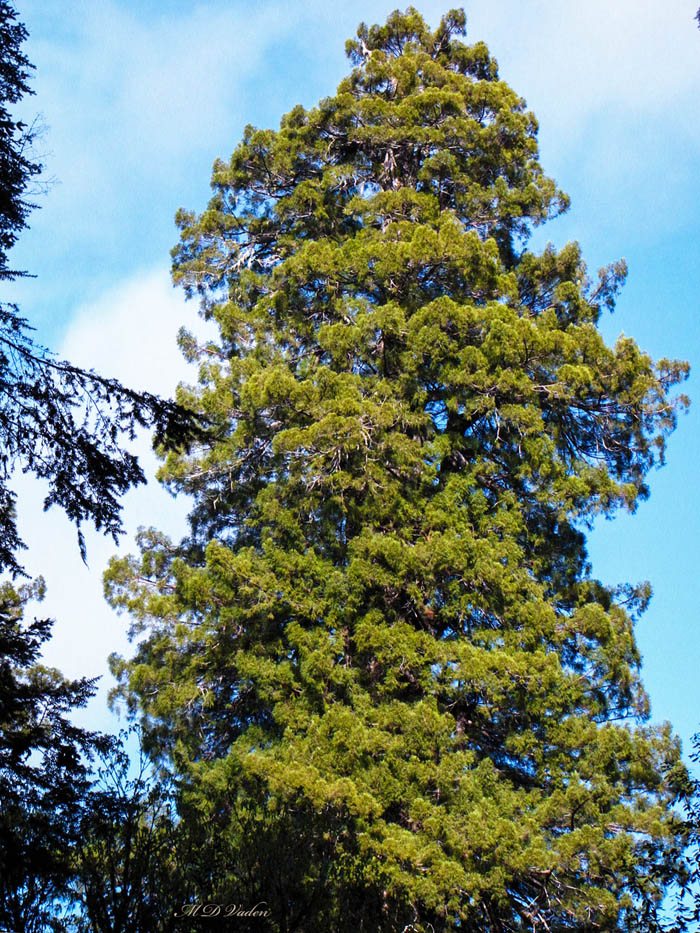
[108,8,690,930]
[673,736,700,930]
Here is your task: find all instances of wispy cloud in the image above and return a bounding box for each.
[470,0,700,125]
[466,0,700,250]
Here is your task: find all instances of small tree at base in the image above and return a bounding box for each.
[107,8,690,930]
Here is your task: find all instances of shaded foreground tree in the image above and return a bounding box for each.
[108,8,691,930]
[0,2,196,928]
[72,741,359,932]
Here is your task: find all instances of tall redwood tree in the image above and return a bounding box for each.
[108,9,690,929]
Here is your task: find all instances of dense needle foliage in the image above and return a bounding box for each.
[107,9,690,930]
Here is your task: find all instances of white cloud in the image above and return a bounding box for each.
[28,1,290,174]
[470,0,700,123]
[61,267,197,393]
[463,0,700,245]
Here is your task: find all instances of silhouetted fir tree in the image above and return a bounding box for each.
[107,8,691,930]
[0,2,197,928]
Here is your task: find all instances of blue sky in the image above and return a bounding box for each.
[9,1,700,757]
